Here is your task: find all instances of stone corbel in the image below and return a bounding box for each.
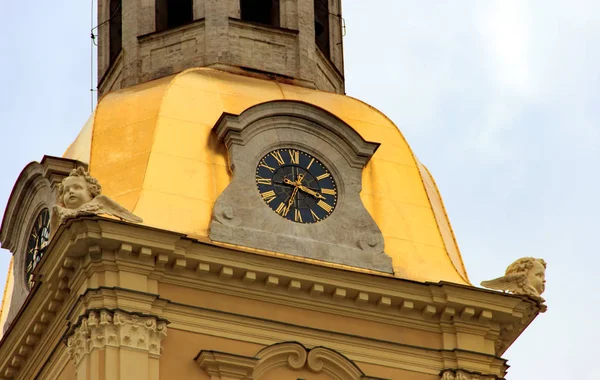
[65,309,169,366]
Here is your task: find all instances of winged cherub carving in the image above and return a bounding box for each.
[480,257,547,304]
[50,167,142,232]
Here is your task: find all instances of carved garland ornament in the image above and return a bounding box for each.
[441,370,504,380]
[65,309,168,365]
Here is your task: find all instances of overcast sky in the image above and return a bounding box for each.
[0,1,598,379]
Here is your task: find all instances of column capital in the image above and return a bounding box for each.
[65,309,169,366]
[441,369,504,380]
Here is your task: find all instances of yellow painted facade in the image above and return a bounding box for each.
[64,68,469,285]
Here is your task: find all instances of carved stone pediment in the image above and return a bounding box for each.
[196,341,385,380]
[209,100,393,273]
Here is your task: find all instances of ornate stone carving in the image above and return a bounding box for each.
[440,369,503,380]
[196,342,381,380]
[51,167,142,233]
[65,309,168,365]
[480,257,547,311]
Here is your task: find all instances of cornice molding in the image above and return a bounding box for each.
[48,218,541,350]
[65,309,168,366]
[0,218,541,379]
[77,287,508,378]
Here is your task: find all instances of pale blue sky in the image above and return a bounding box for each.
[1,1,598,378]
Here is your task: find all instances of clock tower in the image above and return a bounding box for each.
[0,2,546,380]
[98,0,345,96]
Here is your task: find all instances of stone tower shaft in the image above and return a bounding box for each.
[97,0,345,97]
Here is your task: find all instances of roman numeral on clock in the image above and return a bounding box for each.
[270,151,285,165]
[259,161,275,173]
[317,200,333,213]
[256,176,272,185]
[275,202,287,216]
[310,210,321,222]
[288,149,299,164]
[261,190,276,203]
[294,209,303,222]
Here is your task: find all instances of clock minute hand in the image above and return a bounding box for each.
[298,185,326,200]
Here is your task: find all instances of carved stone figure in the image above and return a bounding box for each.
[480,257,547,308]
[51,167,142,233]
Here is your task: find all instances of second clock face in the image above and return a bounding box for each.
[256,149,337,223]
[25,208,50,288]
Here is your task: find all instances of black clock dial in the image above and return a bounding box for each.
[25,208,50,288]
[256,149,337,223]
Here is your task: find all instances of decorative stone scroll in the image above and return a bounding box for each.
[65,309,168,366]
[196,341,384,380]
[51,167,142,234]
[480,257,547,312]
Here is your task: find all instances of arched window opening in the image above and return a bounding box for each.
[156,0,194,32]
[109,0,122,65]
[314,0,330,58]
[240,0,280,27]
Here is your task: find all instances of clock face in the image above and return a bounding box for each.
[255,149,337,223]
[25,208,50,288]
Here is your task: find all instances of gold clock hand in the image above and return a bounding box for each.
[285,186,299,216]
[298,185,326,200]
[284,173,305,216]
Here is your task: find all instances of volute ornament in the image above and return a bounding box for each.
[51,167,142,233]
[480,257,547,311]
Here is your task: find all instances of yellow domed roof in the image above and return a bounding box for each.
[64,68,470,285]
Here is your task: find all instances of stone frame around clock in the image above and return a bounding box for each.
[0,157,84,332]
[209,100,393,273]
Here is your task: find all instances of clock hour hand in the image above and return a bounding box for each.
[285,186,299,216]
[298,185,326,200]
[284,173,305,216]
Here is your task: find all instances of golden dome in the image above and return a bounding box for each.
[64,68,470,285]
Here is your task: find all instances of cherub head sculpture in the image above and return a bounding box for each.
[57,167,102,209]
[51,167,142,234]
[505,257,546,296]
[480,256,547,312]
